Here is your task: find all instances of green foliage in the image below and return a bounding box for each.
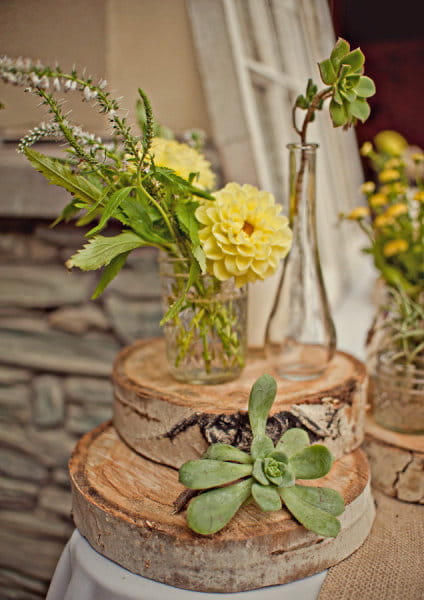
[293,37,375,143]
[66,231,146,271]
[178,375,345,537]
[24,148,103,205]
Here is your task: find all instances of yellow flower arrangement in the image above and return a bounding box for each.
[344,130,424,366]
[343,130,423,299]
[196,183,292,287]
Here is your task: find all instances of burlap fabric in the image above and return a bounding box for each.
[318,490,424,600]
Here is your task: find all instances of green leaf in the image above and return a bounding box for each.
[276,428,310,458]
[175,200,200,245]
[295,95,309,110]
[251,435,274,460]
[178,459,252,490]
[50,199,81,227]
[289,445,333,480]
[349,97,371,122]
[66,232,145,271]
[341,48,365,72]
[280,486,341,537]
[120,194,170,248]
[91,251,129,299]
[24,148,102,205]
[290,485,345,516]
[252,483,282,512]
[268,450,288,463]
[276,464,295,488]
[252,459,269,486]
[329,98,348,127]
[203,443,253,464]
[318,59,336,85]
[340,88,357,103]
[248,374,277,438]
[87,186,135,237]
[356,76,376,98]
[187,478,253,535]
[160,259,200,325]
[192,244,206,273]
[330,38,350,69]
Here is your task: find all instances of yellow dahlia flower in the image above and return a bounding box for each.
[347,206,370,220]
[195,183,292,287]
[383,239,408,257]
[150,138,216,190]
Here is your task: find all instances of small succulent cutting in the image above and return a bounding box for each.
[178,374,345,537]
[293,37,376,143]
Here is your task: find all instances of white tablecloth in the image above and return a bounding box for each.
[46,530,327,600]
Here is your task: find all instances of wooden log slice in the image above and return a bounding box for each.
[70,422,375,594]
[113,338,367,468]
[364,414,424,503]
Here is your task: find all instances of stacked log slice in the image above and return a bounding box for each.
[364,414,424,503]
[70,423,375,594]
[113,338,368,468]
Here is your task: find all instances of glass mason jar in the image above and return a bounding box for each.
[266,143,336,380]
[371,352,424,434]
[159,254,247,384]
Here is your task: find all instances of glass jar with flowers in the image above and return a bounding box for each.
[345,133,424,433]
[0,56,292,384]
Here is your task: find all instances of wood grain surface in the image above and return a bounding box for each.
[70,422,375,593]
[113,338,368,467]
[364,415,424,503]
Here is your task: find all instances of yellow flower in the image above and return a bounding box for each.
[414,190,424,203]
[391,182,407,195]
[150,138,216,189]
[383,239,408,257]
[374,130,408,156]
[378,169,401,183]
[369,193,388,208]
[347,206,370,220]
[360,181,376,195]
[360,142,373,156]
[374,214,394,228]
[385,158,403,169]
[196,183,292,286]
[412,153,424,164]
[386,203,408,217]
[379,184,392,195]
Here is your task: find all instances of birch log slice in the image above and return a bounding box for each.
[364,414,424,503]
[70,422,375,593]
[113,338,367,468]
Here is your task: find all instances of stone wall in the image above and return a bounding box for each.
[0,219,162,599]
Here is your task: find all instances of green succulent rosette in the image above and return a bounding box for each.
[319,38,376,128]
[178,374,345,537]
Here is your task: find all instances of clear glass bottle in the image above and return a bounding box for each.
[266,143,336,379]
[159,254,247,384]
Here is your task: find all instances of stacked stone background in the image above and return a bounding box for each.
[0,219,162,599]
